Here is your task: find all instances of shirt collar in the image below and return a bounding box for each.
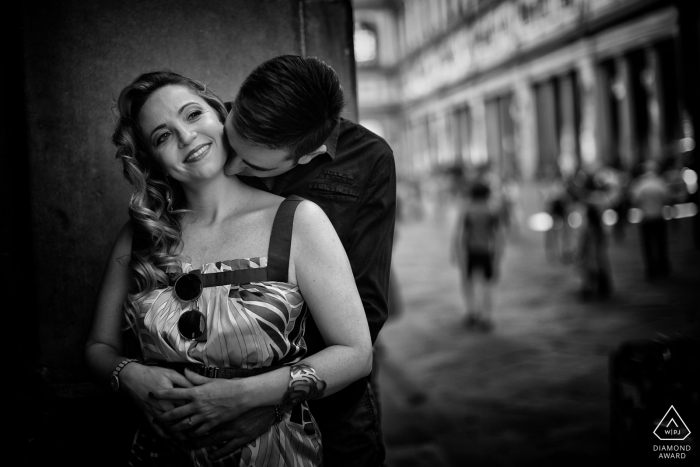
[322,120,341,160]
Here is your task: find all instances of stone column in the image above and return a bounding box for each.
[453,106,472,165]
[643,46,664,162]
[434,111,451,165]
[594,61,614,170]
[485,97,503,174]
[615,55,638,171]
[535,79,559,177]
[513,79,538,181]
[557,73,578,178]
[469,96,488,165]
[578,55,600,172]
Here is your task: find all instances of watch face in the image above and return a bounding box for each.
[110,374,120,392]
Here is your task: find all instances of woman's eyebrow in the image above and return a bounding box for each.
[178,102,199,114]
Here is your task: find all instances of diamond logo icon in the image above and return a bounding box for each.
[654,405,691,441]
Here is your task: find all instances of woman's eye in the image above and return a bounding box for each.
[187,110,203,120]
[156,132,171,145]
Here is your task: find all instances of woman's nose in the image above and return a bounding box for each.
[178,128,197,147]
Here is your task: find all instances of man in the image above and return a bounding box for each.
[187,55,395,466]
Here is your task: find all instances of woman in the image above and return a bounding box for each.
[84,71,372,466]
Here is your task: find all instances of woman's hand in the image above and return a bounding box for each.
[151,369,248,437]
[119,363,194,439]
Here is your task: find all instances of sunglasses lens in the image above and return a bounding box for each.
[174,274,202,301]
[178,310,206,340]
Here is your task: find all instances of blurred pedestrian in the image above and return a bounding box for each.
[541,168,572,263]
[629,160,672,281]
[594,166,628,242]
[451,181,504,331]
[576,202,613,299]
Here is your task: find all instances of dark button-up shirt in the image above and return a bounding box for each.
[240,118,396,421]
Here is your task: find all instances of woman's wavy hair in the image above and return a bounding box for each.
[112,70,227,329]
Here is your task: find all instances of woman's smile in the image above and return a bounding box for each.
[184,143,211,163]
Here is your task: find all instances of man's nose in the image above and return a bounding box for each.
[224,152,246,176]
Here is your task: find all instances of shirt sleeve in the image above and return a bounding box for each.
[347,149,397,344]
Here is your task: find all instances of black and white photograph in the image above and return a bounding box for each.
[5,0,699,466]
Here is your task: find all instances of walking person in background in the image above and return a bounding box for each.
[629,160,672,281]
[571,171,617,299]
[541,167,572,263]
[576,203,613,299]
[452,181,504,331]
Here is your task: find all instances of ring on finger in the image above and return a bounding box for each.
[187,417,193,426]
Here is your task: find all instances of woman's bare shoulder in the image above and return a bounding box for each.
[291,200,335,245]
[293,199,328,224]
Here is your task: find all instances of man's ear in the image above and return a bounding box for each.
[296,145,327,165]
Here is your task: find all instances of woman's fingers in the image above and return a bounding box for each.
[165,414,202,433]
[151,386,193,401]
[153,403,195,424]
[183,368,215,386]
[168,370,195,388]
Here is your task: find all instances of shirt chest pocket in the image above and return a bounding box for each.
[306,170,360,201]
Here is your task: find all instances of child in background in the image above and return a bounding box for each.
[452,181,504,331]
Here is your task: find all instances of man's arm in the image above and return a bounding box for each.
[347,150,397,343]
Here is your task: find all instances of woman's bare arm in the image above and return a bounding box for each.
[84,222,192,439]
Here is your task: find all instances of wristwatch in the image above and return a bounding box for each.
[110,358,138,392]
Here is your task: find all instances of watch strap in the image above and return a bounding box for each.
[111,358,138,392]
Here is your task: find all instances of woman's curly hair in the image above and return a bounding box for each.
[111,70,227,329]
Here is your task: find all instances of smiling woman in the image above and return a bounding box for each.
[84,70,372,466]
[139,85,228,184]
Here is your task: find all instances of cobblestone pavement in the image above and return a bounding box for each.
[376,198,700,467]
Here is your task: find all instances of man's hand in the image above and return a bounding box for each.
[152,369,249,437]
[119,363,193,439]
[190,406,277,461]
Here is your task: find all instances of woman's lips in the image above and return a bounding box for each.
[184,143,211,163]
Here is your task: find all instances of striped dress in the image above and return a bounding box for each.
[129,197,322,467]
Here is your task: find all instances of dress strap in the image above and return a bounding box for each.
[267,196,305,282]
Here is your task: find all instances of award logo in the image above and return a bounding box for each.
[652,405,693,460]
[654,405,691,441]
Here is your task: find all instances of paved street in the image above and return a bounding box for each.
[377,195,700,467]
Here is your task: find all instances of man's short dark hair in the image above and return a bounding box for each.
[232,55,347,162]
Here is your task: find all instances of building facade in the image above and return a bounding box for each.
[353,0,692,183]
